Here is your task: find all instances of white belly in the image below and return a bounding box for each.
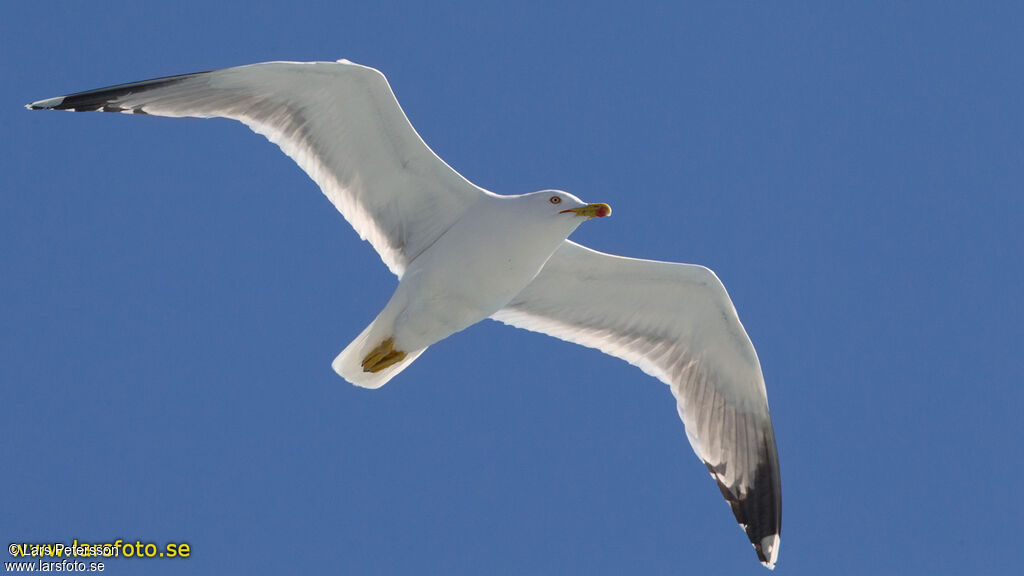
[389,199,572,351]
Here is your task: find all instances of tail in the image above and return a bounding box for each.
[332,310,426,389]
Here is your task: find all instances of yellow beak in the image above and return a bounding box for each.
[560,203,612,220]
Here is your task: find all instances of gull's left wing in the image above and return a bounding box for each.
[491,240,781,568]
[27,60,487,277]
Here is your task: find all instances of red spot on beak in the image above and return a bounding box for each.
[560,203,611,218]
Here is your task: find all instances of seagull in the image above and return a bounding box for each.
[28,59,781,568]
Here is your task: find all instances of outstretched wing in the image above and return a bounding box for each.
[28,60,487,276]
[491,240,781,568]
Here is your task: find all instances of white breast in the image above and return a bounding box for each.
[391,197,576,351]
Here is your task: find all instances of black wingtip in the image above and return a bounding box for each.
[705,426,782,569]
[25,70,205,114]
[708,463,781,568]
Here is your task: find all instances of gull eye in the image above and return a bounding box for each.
[549,196,562,204]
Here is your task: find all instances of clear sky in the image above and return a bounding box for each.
[2,2,1022,574]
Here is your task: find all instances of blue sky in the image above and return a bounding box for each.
[3,2,1022,574]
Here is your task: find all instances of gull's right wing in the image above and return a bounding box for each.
[492,240,782,568]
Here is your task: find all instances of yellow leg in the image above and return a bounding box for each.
[361,337,408,373]
[361,337,393,369]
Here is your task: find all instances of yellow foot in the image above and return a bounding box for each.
[361,337,408,373]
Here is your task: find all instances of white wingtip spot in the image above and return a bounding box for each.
[27,96,65,110]
[759,534,780,569]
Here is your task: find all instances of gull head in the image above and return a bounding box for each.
[479,190,612,265]
[520,190,611,222]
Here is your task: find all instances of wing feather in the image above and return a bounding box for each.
[27,60,487,276]
[491,240,781,567]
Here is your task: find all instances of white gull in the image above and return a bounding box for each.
[28,59,781,568]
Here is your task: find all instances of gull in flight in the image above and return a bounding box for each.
[28,59,781,568]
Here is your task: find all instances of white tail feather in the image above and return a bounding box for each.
[332,308,426,389]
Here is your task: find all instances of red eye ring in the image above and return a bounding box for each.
[549,196,561,204]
